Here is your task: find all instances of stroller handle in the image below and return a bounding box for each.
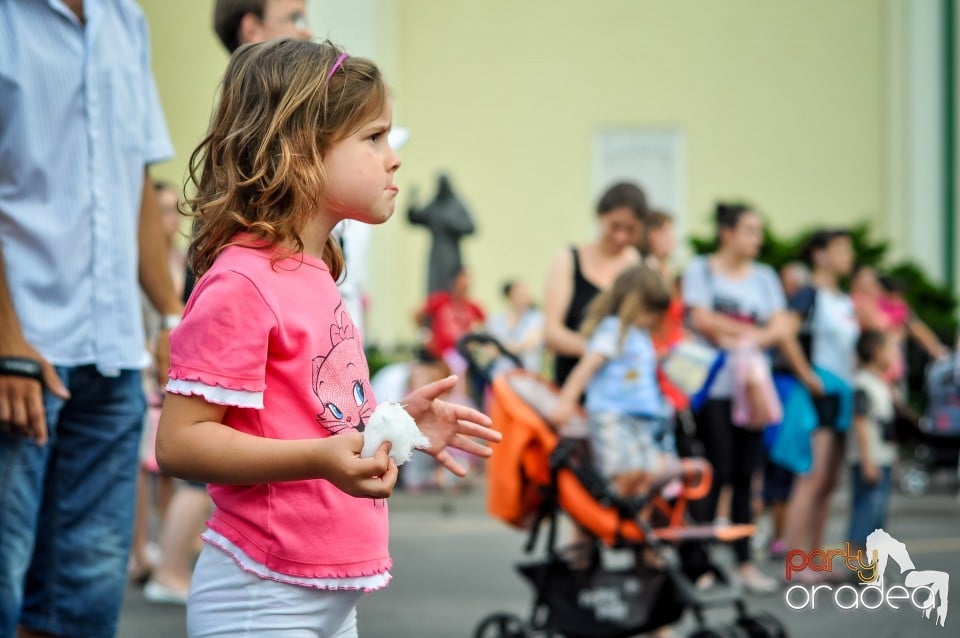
[455,332,524,379]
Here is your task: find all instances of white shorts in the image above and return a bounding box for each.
[187,544,363,638]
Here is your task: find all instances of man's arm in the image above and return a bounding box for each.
[0,248,24,349]
[137,170,184,386]
[0,247,70,444]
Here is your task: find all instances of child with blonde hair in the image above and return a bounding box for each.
[156,40,500,637]
[549,263,675,497]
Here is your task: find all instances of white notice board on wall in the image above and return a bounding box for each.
[591,129,686,252]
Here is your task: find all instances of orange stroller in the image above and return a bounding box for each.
[458,334,788,638]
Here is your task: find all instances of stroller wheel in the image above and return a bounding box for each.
[736,612,788,638]
[473,613,529,638]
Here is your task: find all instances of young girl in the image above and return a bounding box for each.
[640,210,690,414]
[778,229,859,576]
[486,279,544,374]
[156,40,500,637]
[639,209,677,278]
[548,264,675,497]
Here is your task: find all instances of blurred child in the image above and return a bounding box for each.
[415,266,486,370]
[643,213,694,456]
[641,209,678,279]
[847,330,898,550]
[486,279,544,374]
[548,264,675,497]
[643,212,685,359]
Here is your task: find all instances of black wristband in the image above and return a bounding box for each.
[0,357,44,384]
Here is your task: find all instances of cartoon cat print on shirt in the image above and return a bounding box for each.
[312,303,374,434]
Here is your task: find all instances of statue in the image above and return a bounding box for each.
[407,173,476,294]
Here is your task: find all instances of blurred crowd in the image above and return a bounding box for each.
[388,180,957,599]
[1,3,957,637]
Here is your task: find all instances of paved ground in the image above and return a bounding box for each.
[117,468,960,638]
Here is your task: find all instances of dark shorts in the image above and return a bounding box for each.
[813,393,842,430]
[762,457,795,505]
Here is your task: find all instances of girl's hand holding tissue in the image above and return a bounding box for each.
[318,432,398,499]
[361,402,431,464]
[397,375,501,477]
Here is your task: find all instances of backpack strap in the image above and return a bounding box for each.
[793,285,818,362]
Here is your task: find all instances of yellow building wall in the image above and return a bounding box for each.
[140,0,227,193]
[140,0,888,347]
[377,0,887,346]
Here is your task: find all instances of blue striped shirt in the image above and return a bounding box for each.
[0,0,174,372]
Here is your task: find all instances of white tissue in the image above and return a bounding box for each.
[361,402,431,465]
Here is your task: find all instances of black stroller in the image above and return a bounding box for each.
[900,351,960,495]
[458,334,788,638]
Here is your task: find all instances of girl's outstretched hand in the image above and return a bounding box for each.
[402,375,501,477]
[317,432,398,499]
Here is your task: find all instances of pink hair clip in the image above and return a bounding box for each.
[327,53,349,80]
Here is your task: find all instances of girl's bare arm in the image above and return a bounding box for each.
[548,351,606,427]
[156,394,395,497]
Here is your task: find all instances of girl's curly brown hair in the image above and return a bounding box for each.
[186,39,387,280]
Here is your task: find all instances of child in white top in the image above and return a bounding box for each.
[847,329,898,549]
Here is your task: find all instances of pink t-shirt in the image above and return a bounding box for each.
[166,240,390,581]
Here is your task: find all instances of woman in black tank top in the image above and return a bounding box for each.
[553,247,601,386]
[544,182,647,389]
